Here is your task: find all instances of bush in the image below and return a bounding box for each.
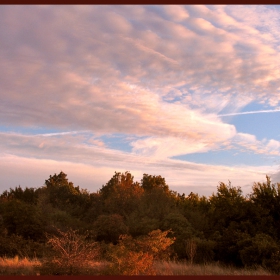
[39,228,99,275]
[104,229,175,275]
[93,214,128,244]
[0,234,46,259]
[239,233,279,270]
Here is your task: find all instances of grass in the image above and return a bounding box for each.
[154,260,272,275]
[0,257,273,275]
[0,255,41,275]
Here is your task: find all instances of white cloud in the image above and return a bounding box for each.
[0,152,276,197]
[164,5,189,22]
[232,133,280,156]
[0,128,276,196]
[218,108,280,117]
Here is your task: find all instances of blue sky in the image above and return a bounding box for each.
[1,5,280,196]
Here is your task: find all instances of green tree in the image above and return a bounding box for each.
[214,227,249,266]
[83,193,104,223]
[180,192,211,237]
[99,172,143,217]
[126,213,160,237]
[45,171,79,206]
[249,175,280,238]
[43,171,90,217]
[126,185,177,239]
[0,186,38,205]
[238,233,279,269]
[141,173,170,193]
[93,214,129,244]
[2,199,45,241]
[209,181,246,232]
[161,212,197,259]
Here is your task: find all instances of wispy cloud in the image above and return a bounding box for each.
[218,109,280,117]
[0,149,276,196]
[34,130,90,137]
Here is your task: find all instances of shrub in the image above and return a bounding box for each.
[104,229,175,275]
[39,228,99,275]
[239,233,279,268]
[0,233,46,259]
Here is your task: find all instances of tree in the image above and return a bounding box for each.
[180,192,210,238]
[161,212,197,259]
[99,172,144,217]
[213,227,247,266]
[209,181,246,232]
[93,214,129,244]
[43,171,90,216]
[126,213,160,237]
[141,174,170,193]
[0,186,38,205]
[249,175,280,238]
[139,186,177,221]
[238,233,279,269]
[83,193,104,223]
[2,199,45,241]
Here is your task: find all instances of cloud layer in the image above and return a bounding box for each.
[1,5,280,194]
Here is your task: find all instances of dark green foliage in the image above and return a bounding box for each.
[249,176,280,239]
[83,193,103,223]
[209,181,246,232]
[138,187,177,221]
[141,173,170,193]
[0,186,38,205]
[44,171,89,213]
[161,212,197,259]
[195,238,216,263]
[181,192,211,238]
[99,171,143,217]
[238,233,279,268]
[125,181,178,238]
[0,233,46,258]
[1,199,45,241]
[127,213,160,237]
[93,214,129,244]
[214,228,248,266]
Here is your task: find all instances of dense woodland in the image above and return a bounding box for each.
[1,171,280,274]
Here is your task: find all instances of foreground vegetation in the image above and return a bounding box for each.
[0,171,280,274]
[0,256,272,275]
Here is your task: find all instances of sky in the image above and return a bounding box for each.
[1,5,280,197]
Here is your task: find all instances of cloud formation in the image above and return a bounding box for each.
[1,5,280,194]
[1,6,280,130]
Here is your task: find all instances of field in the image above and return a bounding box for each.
[0,256,272,275]
[154,261,272,275]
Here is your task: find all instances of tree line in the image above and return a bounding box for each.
[1,171,280,274]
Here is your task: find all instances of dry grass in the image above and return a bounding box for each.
[154,261,272,275]
[0,257,273,275]
[0,255,41,275]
